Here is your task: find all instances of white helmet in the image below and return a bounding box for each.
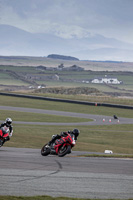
[5,118,12,125]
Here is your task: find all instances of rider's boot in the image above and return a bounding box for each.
[0,139,3,147]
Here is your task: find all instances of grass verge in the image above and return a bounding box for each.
[0,196,132,200]
[0,95,133,118]
[4,124,133,154]
[0,110,90,123]
[78,154,133,158]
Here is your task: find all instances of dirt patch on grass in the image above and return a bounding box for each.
[34,87,100,95]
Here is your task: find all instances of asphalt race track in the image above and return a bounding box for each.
[0,147,133,199]
[0,106,133,199]
[0,106,133,125]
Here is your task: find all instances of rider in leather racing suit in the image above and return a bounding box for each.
[0,118,13,145]
[48,128,80,146]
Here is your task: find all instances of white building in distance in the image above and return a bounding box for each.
[91,77,122,84]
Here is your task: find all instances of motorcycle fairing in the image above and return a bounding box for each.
[0,129,9,138]
[54,134,73,154]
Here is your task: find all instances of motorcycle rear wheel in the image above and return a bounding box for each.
[41,144,50,156]
[58,145,71,157]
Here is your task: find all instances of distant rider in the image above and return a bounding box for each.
[0,118,13,144]
[48,128,80,146]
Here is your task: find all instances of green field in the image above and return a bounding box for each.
[0,95,133,154]
[0,64,133,98]
[0,110,90,123]
[0,95,133,117]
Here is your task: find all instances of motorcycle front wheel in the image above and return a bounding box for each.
[58,145,71,157]
[41,144,50,156]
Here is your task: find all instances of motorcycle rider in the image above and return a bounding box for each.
[0,118,13,145]
[48,128,80,146]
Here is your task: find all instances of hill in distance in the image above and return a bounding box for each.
[1,24,133,62]
[0,55,133,72]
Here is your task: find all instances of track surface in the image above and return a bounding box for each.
[0,106,133,198]
[0,106,133,125]
[0,147,133,199]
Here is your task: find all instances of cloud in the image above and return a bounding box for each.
[0,0,133,43]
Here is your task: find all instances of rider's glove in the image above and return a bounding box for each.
[9,130,13,137]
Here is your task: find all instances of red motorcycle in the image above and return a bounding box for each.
[41,133,76,157]
[0,126,10,147]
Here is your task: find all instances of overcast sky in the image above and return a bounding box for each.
[0,0,133,43]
